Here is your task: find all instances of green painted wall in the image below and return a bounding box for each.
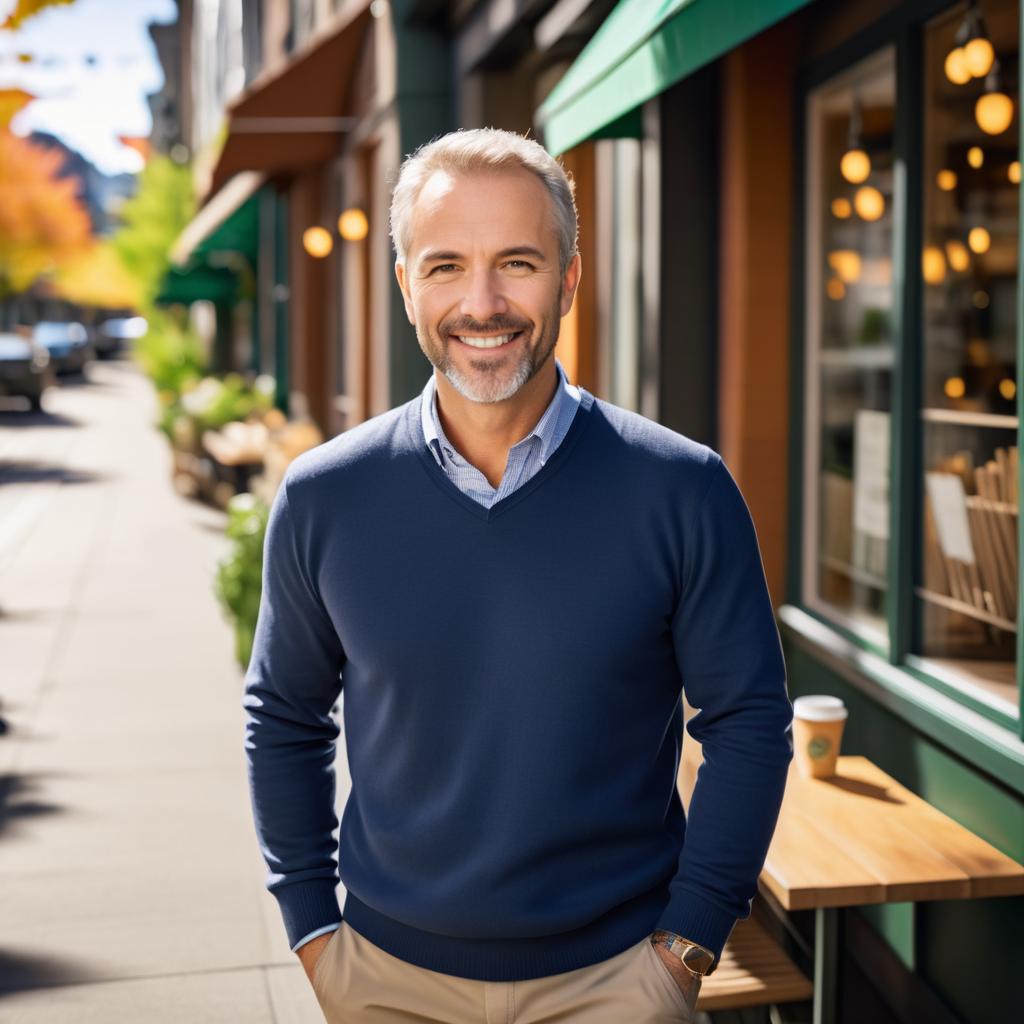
[389,2,454,408]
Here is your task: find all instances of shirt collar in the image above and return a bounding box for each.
[420,358,579,468]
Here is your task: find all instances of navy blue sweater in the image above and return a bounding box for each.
[242,388,794,981]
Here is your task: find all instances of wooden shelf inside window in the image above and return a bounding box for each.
[821,555,887,591]
[916,586,1016,633]
[921,408,1018,430]
[819,345,895,370]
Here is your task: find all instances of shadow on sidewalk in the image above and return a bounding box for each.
[0,408,82,429]
[0,948,104,996]
[0,462,106,486]
[0,772,64,840]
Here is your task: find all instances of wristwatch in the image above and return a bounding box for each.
[650,929,718,977]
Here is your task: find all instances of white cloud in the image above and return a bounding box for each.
[0,0,177,174]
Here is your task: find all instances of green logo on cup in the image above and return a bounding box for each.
[808,736,832,760]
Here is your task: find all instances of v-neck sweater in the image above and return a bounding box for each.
[242,388,794,982]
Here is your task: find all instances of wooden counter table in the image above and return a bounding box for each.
[680,751,1024,1024]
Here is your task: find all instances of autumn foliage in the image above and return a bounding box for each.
[1,0,78,31]
[0,128,93,299]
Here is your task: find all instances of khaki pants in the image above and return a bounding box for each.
[311,920,698,1023]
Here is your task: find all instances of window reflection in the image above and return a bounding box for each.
[918,0,1018,713]
[804,49,896,647]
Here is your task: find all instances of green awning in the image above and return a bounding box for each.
[171,172,262,267]
[157,179,261,307]
[154,264,240,306]
[536,0,817,156]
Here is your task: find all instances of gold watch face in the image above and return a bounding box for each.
[679,944,715,975]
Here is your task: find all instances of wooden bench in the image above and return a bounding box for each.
[678,705,813,1019]
[695,910,812,1015]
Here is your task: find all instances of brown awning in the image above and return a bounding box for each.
[205,1,371,199]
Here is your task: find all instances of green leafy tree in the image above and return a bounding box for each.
[111,154,195,311]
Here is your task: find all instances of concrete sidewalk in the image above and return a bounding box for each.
[0,360,333,1022]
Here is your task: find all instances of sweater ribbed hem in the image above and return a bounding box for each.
[275,877,343,951]
[653,888,739,965]
[341,883,669,982]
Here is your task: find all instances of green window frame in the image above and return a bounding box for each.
[787,0,1024,747]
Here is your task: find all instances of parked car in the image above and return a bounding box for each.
[32,321,93,375]
[0,333,54,411]
[94,315,147,357]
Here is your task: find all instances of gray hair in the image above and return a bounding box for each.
[389,128,578,277]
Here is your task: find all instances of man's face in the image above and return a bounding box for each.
[395,167,580,405]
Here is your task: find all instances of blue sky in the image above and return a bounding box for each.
[0,0,177,175]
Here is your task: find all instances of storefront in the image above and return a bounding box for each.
[539,2,1024,1022]
[178,0,453,436]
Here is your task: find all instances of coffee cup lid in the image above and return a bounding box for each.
[793,695,848,722]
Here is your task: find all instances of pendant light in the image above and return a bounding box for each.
[840,93,871,184]
[964,1,995,78]
[975,59,1014,135]
[946,1,995,83]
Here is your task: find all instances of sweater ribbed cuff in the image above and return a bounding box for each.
[274,878,343,951]
[653,889,738,964]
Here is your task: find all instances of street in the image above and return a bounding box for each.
[0,359,335,1022]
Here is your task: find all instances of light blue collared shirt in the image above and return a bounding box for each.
[420,357,581,508]
[290,359,580,953]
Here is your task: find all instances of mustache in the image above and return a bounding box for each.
[444,319,530,335]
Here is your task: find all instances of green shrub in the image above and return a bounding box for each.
[133,307,206,401]
[214,492,269,669]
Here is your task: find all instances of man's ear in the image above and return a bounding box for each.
[395,261,416,325]
[559,252,582,318]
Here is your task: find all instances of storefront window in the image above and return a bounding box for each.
[803,49,897,648]
[918,0,1019,712]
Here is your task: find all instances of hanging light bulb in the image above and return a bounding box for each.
[945,47,971,85]
[1010,161,1021,184]
[922,246,947,284]
[944,377,966,399]
[945,239,970,271]
[840,93,871,184]
[303,226,333,258]
[967,145,984,168]
[338,207,369,241]
[854,185,885,221]
[945,14,973,84]
[965,34,995,77]
[976,59,1014,135]
[968,226,991,253]
[826,278,846,301]
[964,1,996,77]
[937,168,958,190]
[841,149,870,184]
[827,250,862,283]
[831,197,852,219]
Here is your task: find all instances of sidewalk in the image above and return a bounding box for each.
[0,360,333,1022]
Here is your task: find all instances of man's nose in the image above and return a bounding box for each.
[459,269,509,322]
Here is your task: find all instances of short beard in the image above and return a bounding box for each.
[419,302,562,405]
[441,345,536,404]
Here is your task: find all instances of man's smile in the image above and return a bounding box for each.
[452,330,526,350]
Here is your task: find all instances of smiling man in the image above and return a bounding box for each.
[243,128,794,1024]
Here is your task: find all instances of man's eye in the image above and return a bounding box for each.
[505,260,534,270]
[432,264,457,273]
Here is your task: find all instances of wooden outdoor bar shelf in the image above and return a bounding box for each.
[678,746,1024,1023]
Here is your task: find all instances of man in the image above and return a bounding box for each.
[242,127,793,1023]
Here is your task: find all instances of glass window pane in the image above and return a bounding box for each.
[919,1,1019,714]
[804,48,896,649]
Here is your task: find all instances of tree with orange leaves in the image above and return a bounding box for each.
[0,128,93,306]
